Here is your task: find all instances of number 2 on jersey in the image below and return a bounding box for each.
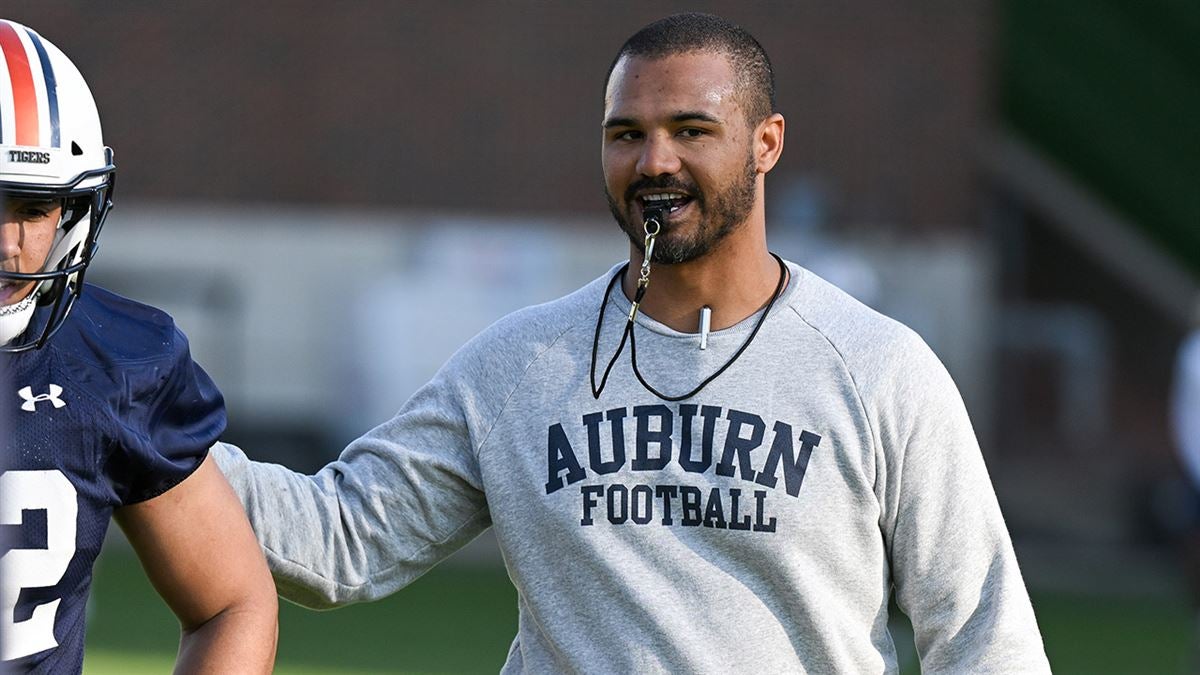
[0,470,78,661]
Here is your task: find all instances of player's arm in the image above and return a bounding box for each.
[115,454,278,674]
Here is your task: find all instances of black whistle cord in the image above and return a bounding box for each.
[590,252,788,401]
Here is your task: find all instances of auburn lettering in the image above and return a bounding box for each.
[545,404,823,498]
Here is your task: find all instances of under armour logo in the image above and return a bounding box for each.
[18,385,66,412]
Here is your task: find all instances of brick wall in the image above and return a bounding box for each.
[8,1,992,232]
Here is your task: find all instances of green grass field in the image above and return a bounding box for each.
[84,549,518,675]
[83,548,1194,674]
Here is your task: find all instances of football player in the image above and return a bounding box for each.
[1,19,277,673]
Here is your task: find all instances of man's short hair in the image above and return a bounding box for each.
[605,13,777,125]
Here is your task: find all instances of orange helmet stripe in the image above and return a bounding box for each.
[0,21,39,146]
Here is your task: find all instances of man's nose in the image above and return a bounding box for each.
[635,133,681,177]
[0,220,23,262]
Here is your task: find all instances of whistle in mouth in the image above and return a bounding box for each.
[642,203,666,231]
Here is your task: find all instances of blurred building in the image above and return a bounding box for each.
[9,1,992,230]
[982,1,1198,567]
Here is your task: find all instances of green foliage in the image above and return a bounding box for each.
[1000,0,1200,278]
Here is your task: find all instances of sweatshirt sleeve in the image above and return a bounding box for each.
[213,371,491,609]
[872,332,1050,673]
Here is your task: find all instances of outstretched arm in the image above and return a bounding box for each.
[116,454,278,674]
[212,366,493,609]
[213,423,491,609]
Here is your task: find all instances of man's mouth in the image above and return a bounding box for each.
[639,192,694,220]
[0,280,30,305]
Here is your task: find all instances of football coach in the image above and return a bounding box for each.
[216,13,1051,673]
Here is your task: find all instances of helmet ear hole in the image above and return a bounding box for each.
[71,141,83,156]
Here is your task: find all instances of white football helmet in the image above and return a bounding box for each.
[0,19,115,352]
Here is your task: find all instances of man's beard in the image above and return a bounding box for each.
[606,153,758,265]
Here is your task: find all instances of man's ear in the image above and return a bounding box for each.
[754,113,785,174]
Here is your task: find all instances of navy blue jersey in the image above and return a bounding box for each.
[0,284,225,673]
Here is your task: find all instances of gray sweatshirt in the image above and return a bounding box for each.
[215,260,1050,674]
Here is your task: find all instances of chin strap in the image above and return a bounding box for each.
[0,291,39,346]
[0,208,92,350]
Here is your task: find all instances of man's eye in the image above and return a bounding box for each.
[614,130,642,141]
[5,201,58,220]
[679,128,706,139]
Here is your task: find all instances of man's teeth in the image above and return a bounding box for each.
[642,193,689,213]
